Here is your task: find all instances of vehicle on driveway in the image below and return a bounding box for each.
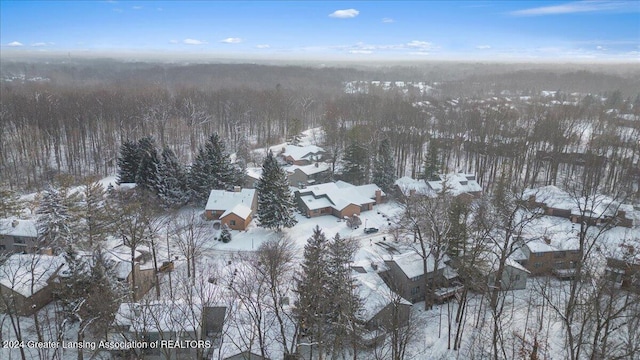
[364,227,379,234]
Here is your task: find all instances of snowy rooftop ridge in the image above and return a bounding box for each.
[0,218,38,238]
[205,188,256,218]
[0,254,65,297]
[286,162,330,175]
[297,181,383,212]
[394,176,433,196]
[280,144,325,162]
[385,251,448,279]
[353,271,411,322]
[427,173,482,196]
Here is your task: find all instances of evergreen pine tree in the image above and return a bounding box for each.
[116,140,140,184]
[77,180,111,248]
[36,187,71,252]
[295,226,330,343]
[220,227,232,243]
[327,233,363,353]
[372,138,396,193]
[135,136,160,194]
[341,139,369,185]
[188,133,241,205]
[421,141,440,181]
[157,147,189,207]
[255,150,297,230]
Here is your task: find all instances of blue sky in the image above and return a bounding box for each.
[1,1,639,61]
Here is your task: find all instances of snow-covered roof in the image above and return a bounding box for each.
[427,173,482,196]
[525,239,557,253]
[0,218,37,238]
[386,251,448,279]
[286,163,330,176]
[394,177,433,196]
[205,189,256,217]
[353,271,411,322]
[281,144,325,162]
[221,204,253,220]
[297,181,379,212]
[478,250,531,275]
[0,254,64,297]
[245,167,263,180]
[114,300,206,333]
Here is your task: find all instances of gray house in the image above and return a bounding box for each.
[0,219,38,254]
[380,251,457,304]
[483,257,530,291]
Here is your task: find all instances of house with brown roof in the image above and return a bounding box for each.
[205,188,257,230]
[0,254,65,315]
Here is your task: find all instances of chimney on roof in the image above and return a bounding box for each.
[11,220,19,228]
[315,162,319,167]
[617,210,626,219]
[375,189,382,204]
[543,237,551,245]
[528,195,536,204]
[233,186,241,192]
[409,189,416,196]
[371,262,378,271]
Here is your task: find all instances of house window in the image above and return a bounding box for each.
[515,275,521,281]
[14,237,24,244]
[554,251,566,258]
[411,286,420,295]
[229,220,236,226]
[534,262,542,269]
[535,253,544,258]
[554,261,564,269]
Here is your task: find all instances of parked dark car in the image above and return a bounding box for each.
[364,227,379,234]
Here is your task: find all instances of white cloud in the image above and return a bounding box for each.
[7,41,24,47]
[476,45,492,49]
[329,9,359,18]
[382,17,395,23]
[169,40,179,44]
[221,37,242,44]
[406,40,433,50]
[132,6,142,10]
[349,50,373,54]
[256,44,270,49]
[31,42,48,47]
[183,38,207,45]
[511,1,638,16]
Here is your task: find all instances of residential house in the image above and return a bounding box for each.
[480,256,530,291]
[243,167,262,189]
[205,188,258,230]
[517,238,582,279]
[108,299,227,360]
[279,144,325,165]
[524,185,634,228]
[426,172,482,199]
[294,181,384,219]
[394,177,433,197]
[105,245,157,301]
[286,163,331,188]
[0,219,38,254]
[0,254,65,315]
[380,251,457,304]
[353,270,411,332]
[605,256,640,293]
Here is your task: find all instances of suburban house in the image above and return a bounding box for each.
[294,181,384,219]
[108,300,226,360]
[223,351,270,360]
[479,253,530,291]
[524,185,634,228]
[516,238,582,279]
[353,270,411,335]
[426,173,482,199]
[380,251,458,304]
[279,144,326,165]
[105,245,157,301]
[394,176,433,197]
[243,167,262,189]
[0,254,65,315]
[605,256,640,293]
[286,163,331,188]
[205,188,258,231]
[0,219,38,254]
